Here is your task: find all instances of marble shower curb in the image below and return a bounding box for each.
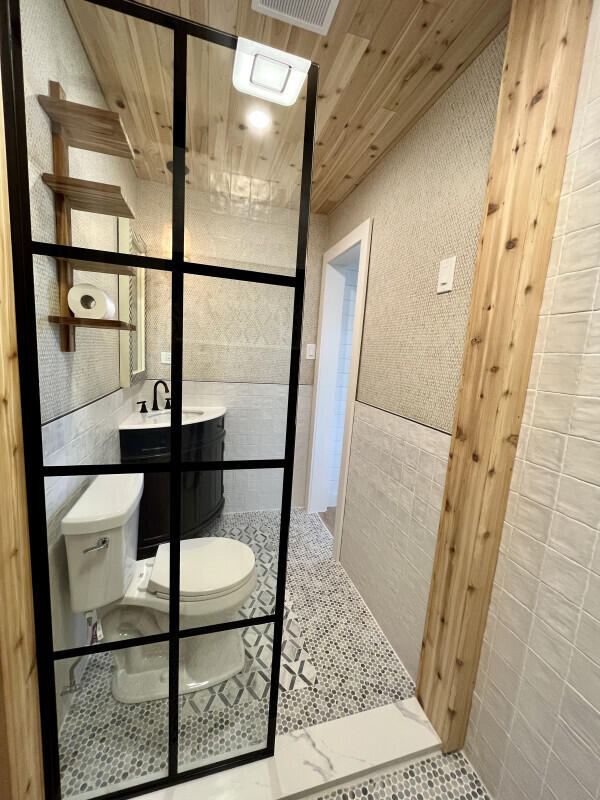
[138,697,441,800]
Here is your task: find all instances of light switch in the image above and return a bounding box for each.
[437,256,456,294]
[161,352,172,364]
[306,343,316,360]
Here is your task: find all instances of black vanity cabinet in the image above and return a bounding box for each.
[120,412,225,558]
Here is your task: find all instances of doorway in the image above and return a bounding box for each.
[307,218,372,559]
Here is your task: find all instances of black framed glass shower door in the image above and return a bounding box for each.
[0,0,317,796]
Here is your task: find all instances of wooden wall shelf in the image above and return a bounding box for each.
[69,258,135,277]
[38,80,136,351]
[42,174,134,218]
[37,94,134,159]
[48,316,135,331]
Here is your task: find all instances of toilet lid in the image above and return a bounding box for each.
[148,538,255,599]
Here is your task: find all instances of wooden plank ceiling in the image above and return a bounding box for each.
[65,0,510,215]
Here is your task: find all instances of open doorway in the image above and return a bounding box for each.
[307,218,372,559]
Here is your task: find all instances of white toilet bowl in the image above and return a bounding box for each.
[62,474,256,703]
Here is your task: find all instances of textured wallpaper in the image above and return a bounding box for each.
[23,0,138,423]
[135,180,328,385]
[328,32,507,433]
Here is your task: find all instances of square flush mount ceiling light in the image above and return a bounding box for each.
[233,37,310,106]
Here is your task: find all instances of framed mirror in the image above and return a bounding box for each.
[118,217,147,387]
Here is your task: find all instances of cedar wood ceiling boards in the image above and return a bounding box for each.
[65,0,511,213]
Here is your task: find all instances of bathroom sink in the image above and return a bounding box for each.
[118,405,227,464]
[119,406,226,430]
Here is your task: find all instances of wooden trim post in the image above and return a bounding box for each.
[416,0,593,753]
[0,66,45,798]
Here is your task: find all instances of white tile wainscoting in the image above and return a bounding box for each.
[41,380,312,521]
[465,3,600,798]
[43,386,143,530]
[179,380,312,510]
[339,401,451,680]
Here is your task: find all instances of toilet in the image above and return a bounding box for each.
[62,473,256,703]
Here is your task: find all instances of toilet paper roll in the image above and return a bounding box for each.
[67,283,116,320]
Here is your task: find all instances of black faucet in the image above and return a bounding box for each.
[152,380,170,412]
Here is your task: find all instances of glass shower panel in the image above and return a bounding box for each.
[177,621,272,773]
[4,0,316,790]
[184,35,306,275]
[54,647,169,799]
[45,472,169,653]
[181,273,293,462]
[21,0,173,259]
[178,468,283,632]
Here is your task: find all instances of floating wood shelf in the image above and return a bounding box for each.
[42,174,134,218]
[48,316,135,331]
[69,258,135,277]
[37,94,134,159]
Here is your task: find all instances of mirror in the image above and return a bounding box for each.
[118,218,147,387]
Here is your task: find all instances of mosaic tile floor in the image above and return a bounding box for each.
[314,752,490,800]
[278,509,414,734]
[58,510,415,798]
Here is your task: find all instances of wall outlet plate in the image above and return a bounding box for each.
[161,351,172,364]
[437,256,456,294]
[306,343,316,360]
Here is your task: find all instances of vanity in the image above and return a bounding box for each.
[119,406,226,558]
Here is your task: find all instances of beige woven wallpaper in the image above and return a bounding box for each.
[328,31,507,433]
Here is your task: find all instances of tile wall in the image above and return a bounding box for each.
[180,380,311,509]
[22,0,138,424]
[340,402,450,679]
[465,3,600,798]
[327,263,358,507]
[134,180,329,387]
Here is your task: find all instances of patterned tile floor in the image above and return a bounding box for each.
[313,753,490,800]
[57,510,416,798]
[278,510,414,733]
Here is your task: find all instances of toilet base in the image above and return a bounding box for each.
[111,628,246,703]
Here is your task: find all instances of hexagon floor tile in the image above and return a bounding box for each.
[57,510,415,798]
[313,752,490,800]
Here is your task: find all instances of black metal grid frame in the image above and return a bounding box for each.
[0,0,318,797]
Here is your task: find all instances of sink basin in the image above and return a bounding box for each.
[119,405,226,431]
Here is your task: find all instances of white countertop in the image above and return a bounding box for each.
[119,406,226,431]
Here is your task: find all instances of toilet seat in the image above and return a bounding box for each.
[148,538,256,602]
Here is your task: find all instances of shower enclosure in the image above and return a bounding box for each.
[1,0,317,796]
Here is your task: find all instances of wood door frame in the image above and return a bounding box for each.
[306,218,372,560]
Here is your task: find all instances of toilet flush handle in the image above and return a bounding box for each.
[83,536,109,554]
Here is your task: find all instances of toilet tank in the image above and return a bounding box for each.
[62,473,144,613]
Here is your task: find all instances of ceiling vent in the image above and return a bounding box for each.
[251,0,341,36]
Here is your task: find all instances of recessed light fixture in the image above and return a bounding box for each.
[247,109,271,130]
[233,37,310,107]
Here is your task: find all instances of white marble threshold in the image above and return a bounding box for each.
[139,697,441,800]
